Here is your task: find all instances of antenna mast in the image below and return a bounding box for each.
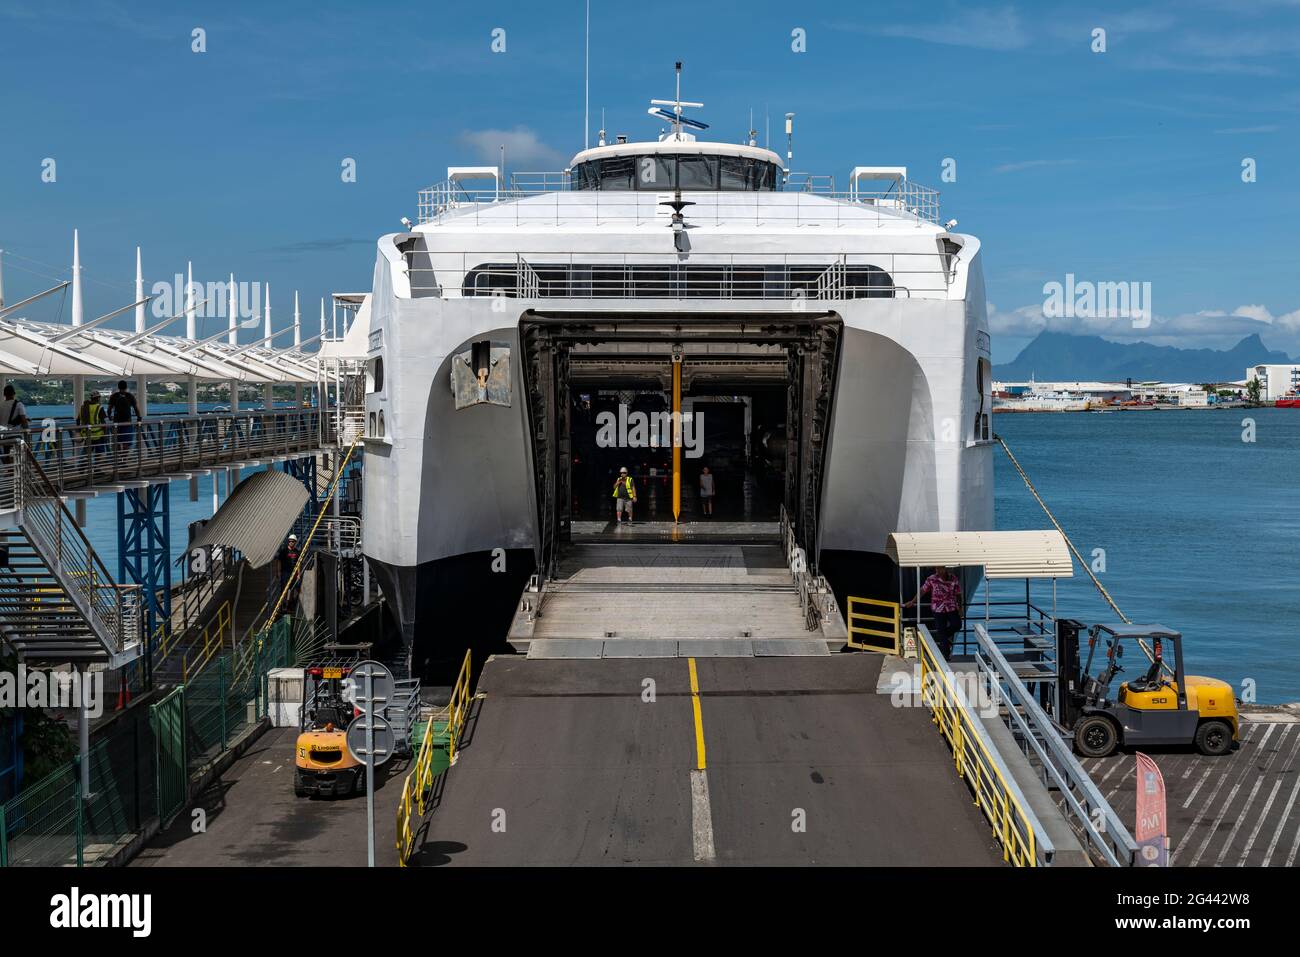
[584,0,590,150]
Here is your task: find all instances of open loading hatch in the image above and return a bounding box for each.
[519,311,842,581]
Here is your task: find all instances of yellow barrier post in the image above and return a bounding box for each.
[846,596,901,653]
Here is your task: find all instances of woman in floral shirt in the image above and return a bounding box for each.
[904,565,963,657]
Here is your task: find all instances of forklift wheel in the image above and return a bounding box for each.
[1074,715,1119,758]
[353,768,366,797]
[1195,720,1234,756]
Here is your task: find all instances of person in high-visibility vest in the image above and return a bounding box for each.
[612,466,637,524]
[77,391,107,456]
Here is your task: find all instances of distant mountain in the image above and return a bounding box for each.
[994,332,1293,382]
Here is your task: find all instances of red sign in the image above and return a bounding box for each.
[1134,752,1168,866]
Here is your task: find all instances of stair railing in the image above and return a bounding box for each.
[15,440,141,656]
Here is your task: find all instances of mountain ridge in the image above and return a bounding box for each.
[994,332,1293,381]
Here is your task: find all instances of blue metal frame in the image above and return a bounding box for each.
[282,456,318,510]
[117,483,172,659]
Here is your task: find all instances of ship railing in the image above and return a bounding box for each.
[917,622,1055,866]
[402,250,961,301]
[291,514,361,556]
[972,623,1139,867]
[415,180,941,227]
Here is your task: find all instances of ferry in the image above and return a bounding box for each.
[348,70,994,662]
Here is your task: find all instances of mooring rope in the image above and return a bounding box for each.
[996,433,1175,673]
[995,433,1130,624]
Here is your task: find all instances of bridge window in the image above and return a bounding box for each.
[463,263,894,299]
[571,155,782,191]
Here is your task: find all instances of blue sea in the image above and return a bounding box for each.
[994,408,1300,705]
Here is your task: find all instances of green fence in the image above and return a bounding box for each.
[1,615,300,867]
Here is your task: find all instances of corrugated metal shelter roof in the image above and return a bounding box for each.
[188,468,310,568]
[885,530,1074,579]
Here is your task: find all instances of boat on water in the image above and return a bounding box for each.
[345,72,995,656]
[993,389,1091,413]
[1274,393,1300,408]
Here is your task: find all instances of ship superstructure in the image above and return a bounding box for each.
[351,90,994,657]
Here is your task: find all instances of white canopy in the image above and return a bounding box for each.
[886,530,1074,579]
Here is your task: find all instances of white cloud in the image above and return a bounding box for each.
[457,127,566,169]
[987,299,1300,353]
[840,7,1029,51]
[992,158,1080,175]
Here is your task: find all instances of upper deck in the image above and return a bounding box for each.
[416,170,942,234]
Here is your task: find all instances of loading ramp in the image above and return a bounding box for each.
[508,539,846,656]
[405,654,1003,866]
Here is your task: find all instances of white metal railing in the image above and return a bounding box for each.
[401,250,956,302]
[1,409,329,495]
[416,178,941,228]
[10,439,142,656]
[0,447,21,513]
[292,514,361,555]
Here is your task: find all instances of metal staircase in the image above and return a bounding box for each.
[0,441,142,667]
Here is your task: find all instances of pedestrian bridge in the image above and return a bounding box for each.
[1,407,336,499]
[0,408,347,667]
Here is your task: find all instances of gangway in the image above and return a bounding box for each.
[13,408,332,497]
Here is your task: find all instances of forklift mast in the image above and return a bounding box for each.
[1054,618,1085,728]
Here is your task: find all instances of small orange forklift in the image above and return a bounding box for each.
[293,661,365,798]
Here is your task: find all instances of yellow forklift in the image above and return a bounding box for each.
[1055,622,1239,758]
[294,660,366,798]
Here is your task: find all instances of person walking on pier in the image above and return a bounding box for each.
[698,466,715,517]
[108,380,142,451]
[612,466,637,525]
[77,390,107,459]
[904,565,963,658]
[0,384,29,468]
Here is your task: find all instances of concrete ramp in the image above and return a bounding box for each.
[408,655,1003,866]
[508,543,844,655]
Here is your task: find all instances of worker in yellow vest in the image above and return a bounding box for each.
[77,391,107,457]
[612,466,637,524]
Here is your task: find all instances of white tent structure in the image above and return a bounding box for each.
[0,234,319,386]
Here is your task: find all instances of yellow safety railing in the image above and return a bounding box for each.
[916,629,1040,867]
[179,601,234,684]
[397,649,473,867]
[846,596,900,653]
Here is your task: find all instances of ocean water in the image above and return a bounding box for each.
[993,408,1300,705]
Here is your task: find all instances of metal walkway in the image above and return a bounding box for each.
[2,408,331,498]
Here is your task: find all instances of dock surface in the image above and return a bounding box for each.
[132,727,406,867]
[1071,716,1300,867]
[408,654,1003,866]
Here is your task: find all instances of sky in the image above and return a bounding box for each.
[1,0,1298,363]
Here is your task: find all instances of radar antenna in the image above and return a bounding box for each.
[649,61,709,136]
